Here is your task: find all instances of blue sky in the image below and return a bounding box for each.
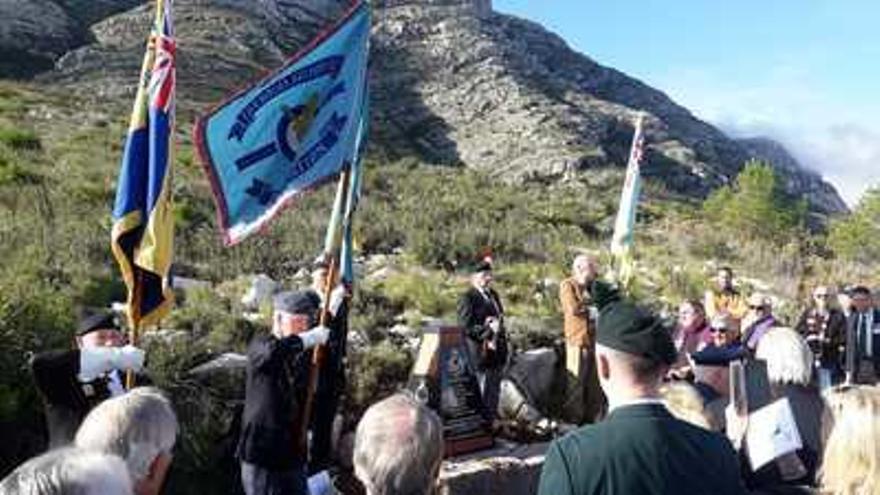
[494,0,879,206]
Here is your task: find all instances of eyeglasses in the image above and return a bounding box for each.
[710,327,728,333]
[814,294,829,298]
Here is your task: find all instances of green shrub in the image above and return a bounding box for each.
[0,128,41,151]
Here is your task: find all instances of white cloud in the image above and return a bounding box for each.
[651,66,879,207]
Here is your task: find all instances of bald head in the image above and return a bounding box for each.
[572,254,599,285]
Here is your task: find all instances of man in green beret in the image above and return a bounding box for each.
[538,282,746,495]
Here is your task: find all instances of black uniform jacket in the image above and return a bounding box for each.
[237,333,310,470]
[538,403,746,495]
[31,349,144,448]
[457,286,508,370]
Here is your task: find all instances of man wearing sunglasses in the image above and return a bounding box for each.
[795,285,847,387]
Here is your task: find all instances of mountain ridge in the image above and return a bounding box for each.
[0,0,849,216]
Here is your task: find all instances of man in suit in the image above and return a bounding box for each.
[237,291,330,495]
[30,310,145,448]
[457,258,508,419]
[845,286,880,384]
[538,282,746,495]
[558,253,605,424]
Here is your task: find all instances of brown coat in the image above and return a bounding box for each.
[560,277,593,348]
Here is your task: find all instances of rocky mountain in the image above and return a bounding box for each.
[0,0,848,216]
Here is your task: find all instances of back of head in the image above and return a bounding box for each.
[74,387,178,483]
[755,327,812,387]
[820,385,880,494]
[354,392,443,495]
[0,447,133,495]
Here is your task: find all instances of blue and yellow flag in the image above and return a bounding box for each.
[111,0,176,328]
[610,113,646,286]
[195,2,370,246]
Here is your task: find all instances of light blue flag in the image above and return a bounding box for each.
[195,3,370,245]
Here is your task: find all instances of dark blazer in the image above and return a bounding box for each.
[31,349,144,448]
[845,308,880,377]
[457,286,508,370]
[237,333,309,470]
[538,403,746,495]
[794,308,846,371]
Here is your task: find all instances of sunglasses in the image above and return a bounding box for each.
[749,305,765,310]
[710,327,728,333]
[814,294,829,298]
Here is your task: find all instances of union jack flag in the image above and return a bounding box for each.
[610,113,646,285]
[111,0,176,329]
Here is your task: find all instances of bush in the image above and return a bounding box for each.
[0,128,41,151]
[828,186,880,264]
[704,160,807,244]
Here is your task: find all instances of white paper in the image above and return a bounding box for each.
[745,397,803,471]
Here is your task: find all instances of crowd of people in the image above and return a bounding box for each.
[1,257,878,495]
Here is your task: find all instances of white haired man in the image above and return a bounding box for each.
[353,392,443,495]
[237,291,331,495]
[0,447,133,494]
[74,387,178,495]
[539,282,746,495]
[558,253,605,423]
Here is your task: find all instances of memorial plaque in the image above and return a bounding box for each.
[409,324,494,456]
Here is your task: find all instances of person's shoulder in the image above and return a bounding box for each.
[672,416,735,452]
[551,423,607,459]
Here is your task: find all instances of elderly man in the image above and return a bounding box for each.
[0,447,133,494]
[353,392,443,495]
[845,286,880,384]
[30,309,146,447]
[74,387,178,495]
[795,285,847,387]
[558,253,605,424]
[237,291,330,495]
[538,282,746,495]
[457,258,508,418]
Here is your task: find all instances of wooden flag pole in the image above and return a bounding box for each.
[297,166,351,459]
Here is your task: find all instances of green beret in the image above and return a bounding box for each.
[590,281,676,365]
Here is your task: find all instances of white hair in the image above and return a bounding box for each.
[0,447,133,495]
[755,327,813,386]
[354,392,443,495]
[75,387,178,482]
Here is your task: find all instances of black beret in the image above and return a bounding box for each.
[273,290,320,315]
[472,259,493,274]
[76,310,121,336]
[691,344,745,367]
[590,282,676,366]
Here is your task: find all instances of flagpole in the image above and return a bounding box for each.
[297,165,352,459]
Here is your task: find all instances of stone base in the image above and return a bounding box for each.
[439,440,548,495]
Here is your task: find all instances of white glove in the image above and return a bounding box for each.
[327,284,346,317]
[299,326,331,350]
[487,318,501,334]
[78,345,145,382]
